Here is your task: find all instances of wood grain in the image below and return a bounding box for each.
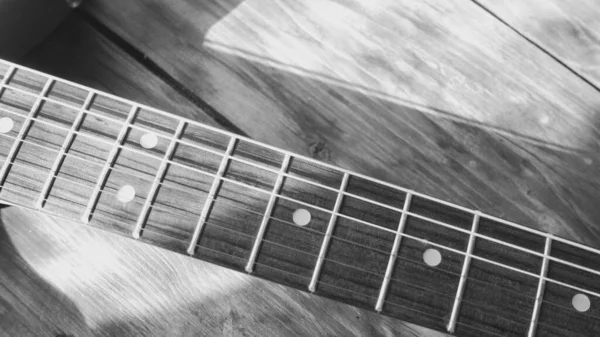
[475,0,600,88]
[2,0,600,336]
[3,58,600,336]
[0,14,435,337]
[83,0,600,245]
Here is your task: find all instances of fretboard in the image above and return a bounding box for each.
[0,59,598,336]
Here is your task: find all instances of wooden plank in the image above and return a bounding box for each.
[3,1,600,336]
[1,12,435,337]
[20,15,220,128]
[82,0,600,248]
[475,0,600,89]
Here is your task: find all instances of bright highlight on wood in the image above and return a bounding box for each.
[572,294,591,312]
[140,132,159,149]
[116,185,136,203]
[423,248,442,267]
[292,208,311,226]
[0,117,13,134]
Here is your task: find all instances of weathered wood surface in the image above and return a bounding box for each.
[476,0,600,88]
[1,14,430,337]
[1,0,600,336]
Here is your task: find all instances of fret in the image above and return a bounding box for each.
[245,153,291,273]
[4,60,600,336]
[187,136,237,255]
[528,236,552,337]
[132,120,186,239]
[375,192,413,312]
[246,158,343,289]
[190,179,271,270]
[81,105,139,223]
[537,282,600,335]
[46,80,89,107]
[0,65,16,93]
[35,90,95,209]
[455,257,539,335]
[6,67,48,95]
[446,212,480,333]
[0,76,53,190]
[308,172,349,292]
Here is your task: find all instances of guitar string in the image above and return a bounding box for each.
[1,130,600,309]
[0,184,540,337]
[1,104,599,287]
[3,171,600,326]
[0,163,543,310]
[3,61,600,262]
[2,82,600,278]
[1,120,600,295]
[2,75,600,289]
[3,63,591,336]
[0,183,580,336]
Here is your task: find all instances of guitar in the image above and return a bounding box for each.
[0,58,598,336]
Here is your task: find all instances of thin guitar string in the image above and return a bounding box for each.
[4,170,600,327]
[3,80,600,275]
[3,88,600,286]
[0,62,591,334]
[1,129,600,306]
[2,70,600,260]
[2,103,600,287]
[2,71,600,298]
[2,119,600,297]
[0,160,539,308]
[0,181,578,337]
[0,184,543,337]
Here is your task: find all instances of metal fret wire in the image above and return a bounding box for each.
[3,102,599,283]
[245,153,291,273]
[2,155,547,315]
[0,66,15,97]
[447,212,480,333]
[375,192,413,312]
[528,237,553,337]
[308,172,349,292]
[132,120,186,238]
[1,63,599,302]
[3,173,600,328]
[187,136,238,255]
[36,90,95,209]
[0,181,592,336]
[0,186,516,337]
[0,112,599,304]
[0,73,50,189]
[1,78,599,269]
[81,104,140,223]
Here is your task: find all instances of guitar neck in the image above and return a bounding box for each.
[0,59,598,336]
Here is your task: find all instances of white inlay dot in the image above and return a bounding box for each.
[293,208,311,226]
[423,248,442,267]
[572,293,591,312]
[0,117,14,134]
[117,185,136,203]
[140,132,159,149]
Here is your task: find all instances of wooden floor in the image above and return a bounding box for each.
[2,1,600,336]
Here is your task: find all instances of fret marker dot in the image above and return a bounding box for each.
[117,185,136,203]
[423,248,442,267]
[0,117,14,133]
[572,294,591,312]
[293,209,311,226]
[140,132,158,149]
